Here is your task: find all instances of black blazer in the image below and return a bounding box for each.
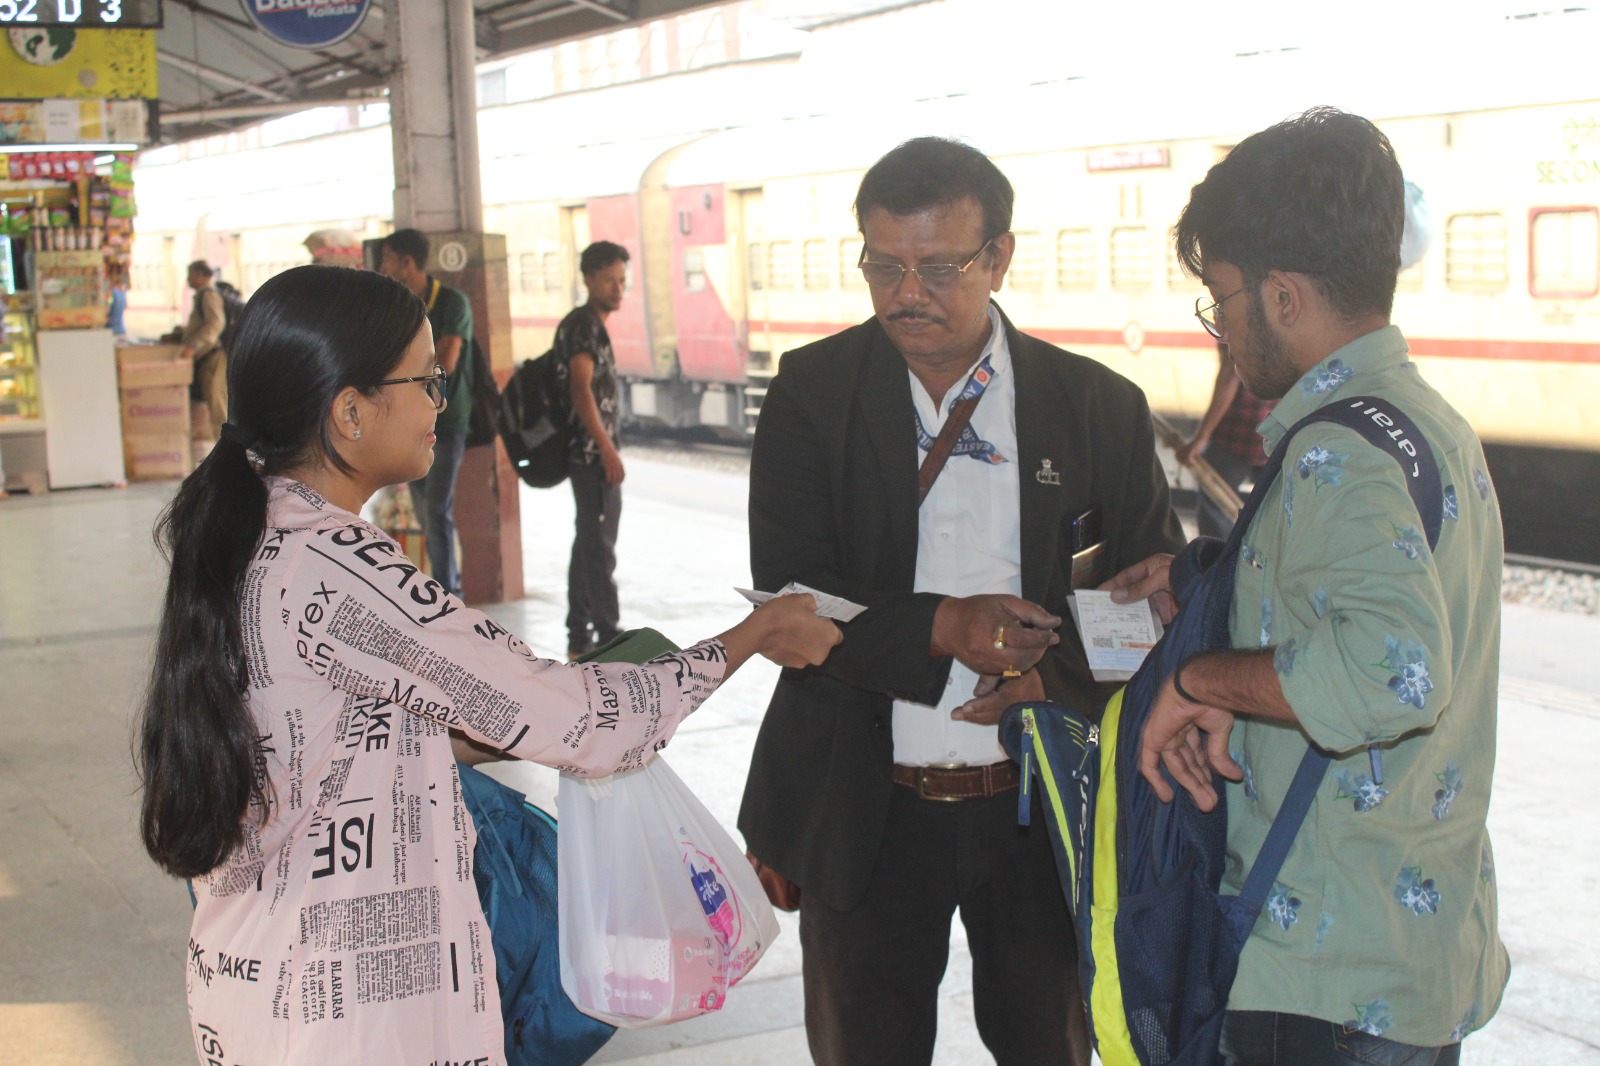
[738,306,1185,911]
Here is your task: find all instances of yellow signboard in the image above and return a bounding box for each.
[0,98,150,147]
[0,28,156,99]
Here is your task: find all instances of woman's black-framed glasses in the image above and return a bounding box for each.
[376,364,447,410]
[858,240,994,291]
[1194,288,1245,339]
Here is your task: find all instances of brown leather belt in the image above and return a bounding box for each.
[892,761,1021,802]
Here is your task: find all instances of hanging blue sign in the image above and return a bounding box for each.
[240,0,371,50]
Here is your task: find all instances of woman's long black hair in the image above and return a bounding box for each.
[138,265,427,878]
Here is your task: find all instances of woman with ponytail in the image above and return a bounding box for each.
[137,265,839,1064]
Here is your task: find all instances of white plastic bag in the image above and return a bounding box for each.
[556,758,779,1028]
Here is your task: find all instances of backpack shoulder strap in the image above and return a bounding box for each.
[1276,395,1444,550]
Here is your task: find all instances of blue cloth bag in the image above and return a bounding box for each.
[459,763,615,1066]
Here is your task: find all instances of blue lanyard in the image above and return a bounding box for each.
[913,353,1008,466]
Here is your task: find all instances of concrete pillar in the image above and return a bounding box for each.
[387,0,521,605]
[385,0,483,234]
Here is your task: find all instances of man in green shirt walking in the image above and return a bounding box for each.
[1118,108,1509,1064]
[379,229,474,598]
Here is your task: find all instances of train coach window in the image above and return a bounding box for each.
[769,242,797,289]
[684,249,707,293]
[803,240,832,291]
[1056,229,1095,291]
[1110,226,1153,293]
[517,253,540,294]
[542,252,563,293]
[1445,213,1508,293]
[1009,232,1045,290]
[1167,247,1202,292]
[1529,207,1600,299]
[748,244,767,291]
[840,239,866,289]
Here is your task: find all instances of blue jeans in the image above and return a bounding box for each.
[409,427,467,598]
[1220,1011,1462,1066]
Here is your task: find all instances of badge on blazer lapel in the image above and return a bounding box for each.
[1035,458,1062,485]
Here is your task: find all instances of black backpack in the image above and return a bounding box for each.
[463,337,503,450]
[215,281,246,353]
[498,350,573,488]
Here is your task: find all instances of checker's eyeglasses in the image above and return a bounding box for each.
[858,240,994,292]
[1194,288,1246,339]
[376,364,447,410]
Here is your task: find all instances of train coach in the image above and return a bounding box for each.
[633,87,1600,459]
[124,14,1600,559]
[129,49,1600,457]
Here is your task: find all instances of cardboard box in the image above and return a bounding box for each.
[118,358,193,389]
[124,432,192,481]
[116,343,185,368]
[121,386,191,436]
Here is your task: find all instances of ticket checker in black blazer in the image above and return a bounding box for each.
[737,137,1185,1066]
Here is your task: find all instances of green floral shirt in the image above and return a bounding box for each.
[1224,325,1509,1045]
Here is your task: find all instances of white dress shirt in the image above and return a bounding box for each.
[892,306,1020,767]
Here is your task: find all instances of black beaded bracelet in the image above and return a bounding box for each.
[1172,659,1203,704]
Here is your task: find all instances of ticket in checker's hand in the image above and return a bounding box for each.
[736,582,866,622]
[1069,589,1164,682]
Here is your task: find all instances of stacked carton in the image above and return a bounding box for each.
[117,344,193,480]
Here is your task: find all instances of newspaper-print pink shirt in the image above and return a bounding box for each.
[185,478,726,1065]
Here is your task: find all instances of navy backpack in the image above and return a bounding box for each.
[998,396,1443,1066]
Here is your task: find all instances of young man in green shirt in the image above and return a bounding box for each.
[1114,108,1508,1064]
[379,229,474,598]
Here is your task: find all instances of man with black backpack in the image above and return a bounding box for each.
[379,229,475,599]
[1115,108,1509,1065]
[552,241,630,659]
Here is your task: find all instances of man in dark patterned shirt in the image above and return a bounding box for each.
[1177,344,1276,538]
[553,241,629,658]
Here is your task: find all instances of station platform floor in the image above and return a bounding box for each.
[2,461,1598,1065]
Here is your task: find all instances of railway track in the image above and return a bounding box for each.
[620,432,1599,616]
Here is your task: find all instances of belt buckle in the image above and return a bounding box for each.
[914,763,967,803]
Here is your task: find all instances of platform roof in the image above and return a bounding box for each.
[154,0,727,144]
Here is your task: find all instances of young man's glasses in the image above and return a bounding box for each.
[1194,288,1246,339]
[858,240,994,292]
[376,365,447,410]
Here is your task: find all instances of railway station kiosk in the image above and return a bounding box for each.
[1,13,161,494]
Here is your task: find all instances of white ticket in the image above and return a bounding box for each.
[735,581,867,622]
[1069,589,1164,681]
